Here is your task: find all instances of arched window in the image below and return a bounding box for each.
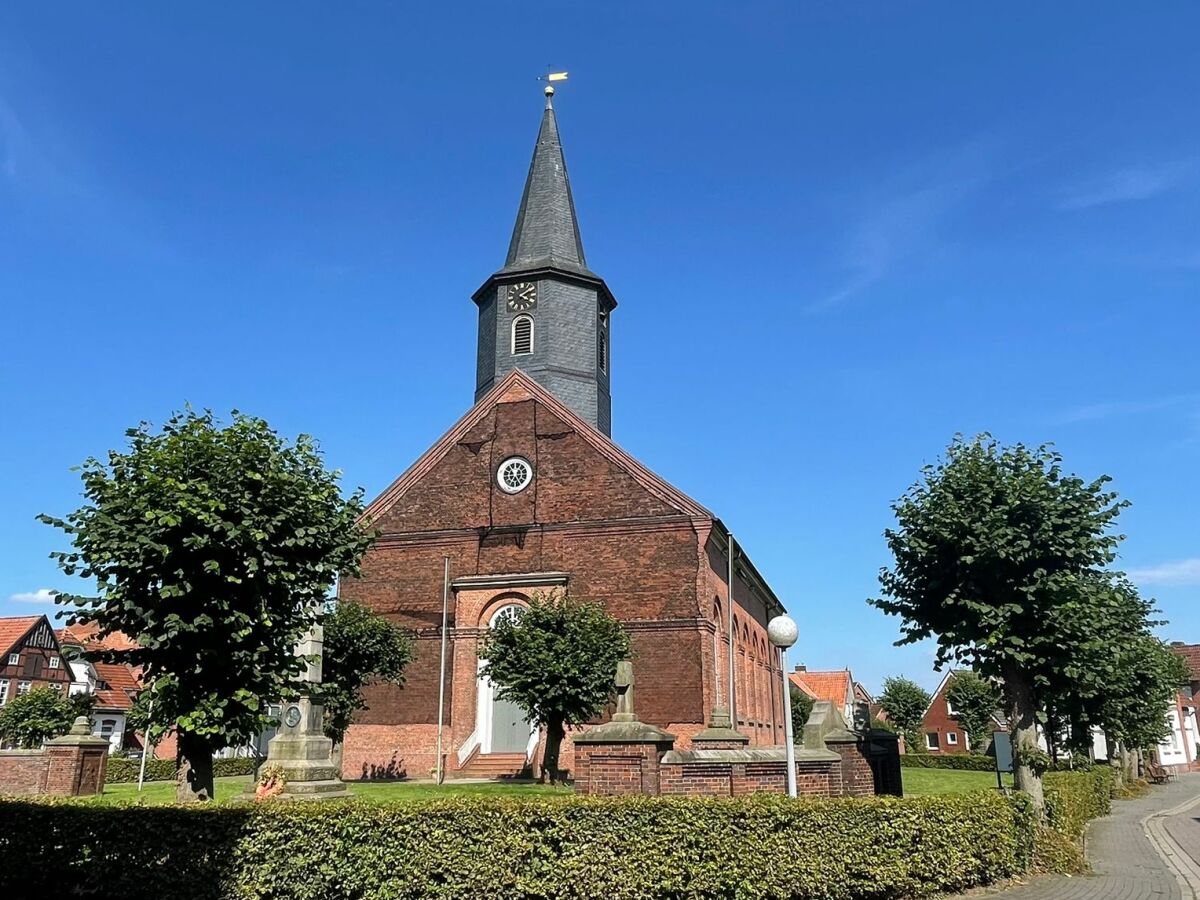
[512,315,533,355]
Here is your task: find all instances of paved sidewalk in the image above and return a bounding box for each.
[950,773,1200,899]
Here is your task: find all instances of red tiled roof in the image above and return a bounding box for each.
[789,670,852,707]
[56,622,140,652]
[91,662,140,711]
[1172,643,1200,680]
[0,616,41,656]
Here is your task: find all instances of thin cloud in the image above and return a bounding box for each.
[1126,559,1200,587]
[1052,394,1197,425]
[7,588,56,604]
[1058,160,1195,211]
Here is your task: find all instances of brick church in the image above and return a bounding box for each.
[341,88,790,780]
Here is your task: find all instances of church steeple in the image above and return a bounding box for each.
[504,89,589,274]
[473,86,617,436]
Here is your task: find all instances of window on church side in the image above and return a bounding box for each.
[512,315,533,355]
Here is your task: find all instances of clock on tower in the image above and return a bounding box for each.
[506,282,537,312]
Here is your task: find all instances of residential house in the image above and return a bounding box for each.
[1158,642,1200,771]
[788,667,856,724]
[57,623,142,753]
[919,669,1007,754]
[0,616,72,729]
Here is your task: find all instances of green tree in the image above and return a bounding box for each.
[67,690,97,725]
[40,409,375,802]
[321,600,414,747]
[871,436,1127,812]
[877,677,931,748]
[479,592,630,784]
[1096,633,1190,763]
[789,684,814,737]
[946,671,1002,753]
[0,687,75,748]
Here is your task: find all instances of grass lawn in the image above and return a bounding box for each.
[87,769,1004,805]
[92,777,571,806]
[902,767,1013,796]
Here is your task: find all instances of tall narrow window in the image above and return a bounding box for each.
[598,311,608,373]
[512,315,533,355]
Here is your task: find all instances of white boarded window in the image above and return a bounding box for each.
[512,315,533,355]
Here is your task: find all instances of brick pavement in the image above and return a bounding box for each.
[949,773,1200,899]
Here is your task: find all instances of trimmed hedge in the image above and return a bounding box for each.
[1035,767,1114,874]
[0,792,1033,900]
[899,753,995,771]
[105,756,259,784]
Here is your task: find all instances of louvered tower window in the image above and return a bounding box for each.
[512,315,533,355]
[598,310,608,373]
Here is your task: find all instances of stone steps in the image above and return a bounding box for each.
[456,752,528,779]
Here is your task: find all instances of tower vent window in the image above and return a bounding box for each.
[598,311,608,373]
[512,315,533,355]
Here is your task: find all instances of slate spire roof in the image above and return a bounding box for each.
[502,91,592,276]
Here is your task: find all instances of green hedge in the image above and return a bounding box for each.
[899,753,995,771]
[0,792,1033,900]
[105,756,259,784]
[1044,767,1112,840]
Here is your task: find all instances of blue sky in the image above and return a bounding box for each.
[2,4,1197,692]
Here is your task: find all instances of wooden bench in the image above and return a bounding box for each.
[1147,762,1176,783]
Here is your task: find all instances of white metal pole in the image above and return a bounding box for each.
[137,676,156,792]
[780,648,797,798]
[435,556,450,784]
[727,533,736,728]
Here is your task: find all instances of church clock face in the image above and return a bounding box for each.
[506,282,537,312]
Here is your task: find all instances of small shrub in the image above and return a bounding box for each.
[0,791,1033,900]
[105,755,258,784]
[899,753,995,771]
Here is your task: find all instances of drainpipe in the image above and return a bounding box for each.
[727,532,737,729]
[435,556,450,784]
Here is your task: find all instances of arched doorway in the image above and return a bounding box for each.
[478,604,534,754]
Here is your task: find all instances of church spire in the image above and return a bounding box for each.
[503,85,589,273]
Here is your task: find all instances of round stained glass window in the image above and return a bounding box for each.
[496,456,533,494]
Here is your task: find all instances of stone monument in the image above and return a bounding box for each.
[248,624,350,800]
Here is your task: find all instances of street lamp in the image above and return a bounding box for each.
[768,614,799,798]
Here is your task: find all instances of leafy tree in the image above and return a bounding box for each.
[0,687,75,748]
[67,690,97,724]
[946,671,1002,753]
[871,436,1127,812]
[40,409,375,802]
[479,592,630,784]
[877,676,931,748]
[1097,633,1190,756]
[321,600,414,746]
[789,684,814,737]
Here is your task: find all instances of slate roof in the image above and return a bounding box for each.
[0,616,41,656]
[500,92,593,278]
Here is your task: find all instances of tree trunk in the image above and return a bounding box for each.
[541,716,566,785]
[1119,741,1136,782]
[176,731,215,803]
[1003,663,1045,815]
[1104,731,1123,788]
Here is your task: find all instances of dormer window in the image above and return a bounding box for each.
[512,315,533,355]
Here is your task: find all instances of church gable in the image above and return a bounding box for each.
[367,371,706,535]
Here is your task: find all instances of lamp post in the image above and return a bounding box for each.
[768,614,799,798]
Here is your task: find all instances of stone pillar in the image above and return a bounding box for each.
[691,707,751,751]
[46,717,110,796]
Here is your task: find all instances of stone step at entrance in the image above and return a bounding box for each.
[456,752,529,780]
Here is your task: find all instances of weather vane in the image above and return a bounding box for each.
[537,67,568,102]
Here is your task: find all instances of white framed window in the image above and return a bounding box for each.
[0,680,8,705]
[946,698,958,716]
[7,653,18,666]
[16,681,31,696]
[100,720,116,737]
[49,656,60,669]
[947,732,958,746]
[496,457,534,494]
[511,315,533,355]
[925,732,940,751]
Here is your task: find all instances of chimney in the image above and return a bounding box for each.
[794,664,806,673]
[1171,641,1185,647]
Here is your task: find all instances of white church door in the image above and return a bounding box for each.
[479,604,533,754]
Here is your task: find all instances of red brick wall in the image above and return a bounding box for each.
[0,751,49,795]
[341,392,783,779]
[827,738,877,797]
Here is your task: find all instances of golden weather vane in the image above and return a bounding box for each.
[537,67,569,101]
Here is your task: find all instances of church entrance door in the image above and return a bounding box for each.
[480,604,533,754]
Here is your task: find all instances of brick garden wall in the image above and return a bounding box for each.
[0,751,49,795]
